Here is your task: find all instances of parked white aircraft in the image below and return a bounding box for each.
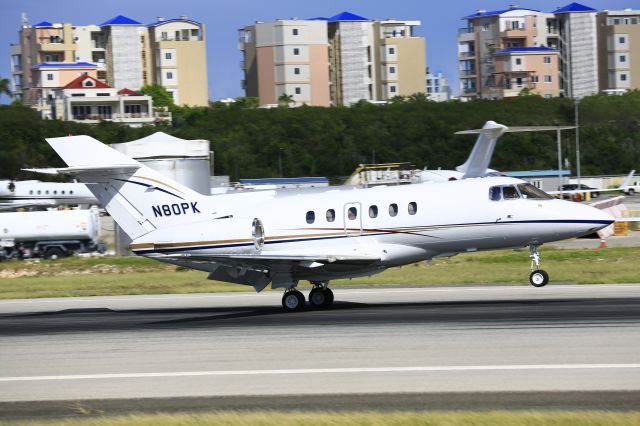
[0,179,97,210]
[33,121,614,311]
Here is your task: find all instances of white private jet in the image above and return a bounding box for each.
[0,179,97,210]
[32,121,614,311]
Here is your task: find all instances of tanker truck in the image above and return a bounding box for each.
[0,208,105,260]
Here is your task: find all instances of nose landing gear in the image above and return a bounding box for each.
[528,245,549,287]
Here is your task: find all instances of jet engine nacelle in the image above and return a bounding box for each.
[131,217,265,254]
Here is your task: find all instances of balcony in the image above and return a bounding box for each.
[12,65,22,73]
[458,27,473,35]
[458,27,475,42]
[460,69,476,77]
[240,60,245,70]
[459,51,476,59]
[462,87,477,94]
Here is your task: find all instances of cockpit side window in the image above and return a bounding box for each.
[489,186,502,201]
[517,183,553,200]
[502,185,520,200]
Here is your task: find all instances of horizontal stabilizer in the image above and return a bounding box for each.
[456,125,575,135]
[24,165,141,175]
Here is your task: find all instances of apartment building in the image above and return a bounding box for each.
[239,11,427,106]
[597,9,640,94]
[426,70,452,101]
[458,6,560,100]
[238,19,331,106]
[10,14,209,109]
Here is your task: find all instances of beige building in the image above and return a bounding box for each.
[239,19,331,106]
[239,12,427,106]
[597,9,640,94]
[458,6,560,100]
[10,15,209,108]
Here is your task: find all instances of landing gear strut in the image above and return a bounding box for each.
[528,245,549,287]
[308,281,334,308]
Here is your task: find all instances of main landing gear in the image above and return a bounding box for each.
[528,244,549,287]
[281,281,334,312]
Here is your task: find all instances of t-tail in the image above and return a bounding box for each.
[34,135,208,240]
[455,121,508,179]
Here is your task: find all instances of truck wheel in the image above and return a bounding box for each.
[43,247,64,260]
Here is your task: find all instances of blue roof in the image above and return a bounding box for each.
[239,177,328,185]
[328,11,369,21]
[146,18,201,27]
[463,7,539,19]
[34,21,54,27]
[505,170,571,178]
[554,2,597,13]
[32,62,96,69]
[496,47,558,54]
[100,15,142,26]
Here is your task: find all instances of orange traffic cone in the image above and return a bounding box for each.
[600,238,607,248]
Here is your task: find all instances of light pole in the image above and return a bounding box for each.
[557,127,563,197]
[575,97,581,191]
[278,148,283,178]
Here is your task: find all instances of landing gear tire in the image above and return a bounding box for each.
[529,270,549,287]
[282,290,305,312]
[309,287,334,308]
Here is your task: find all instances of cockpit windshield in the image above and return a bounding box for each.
[517,183,553,199]
[489,183,553,201]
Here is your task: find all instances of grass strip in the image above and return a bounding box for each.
[3,410,640,426]
[1,247,639,299]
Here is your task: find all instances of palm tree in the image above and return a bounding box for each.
[0,76,11,98]
[278,93,295,107]
[407,92,429,102]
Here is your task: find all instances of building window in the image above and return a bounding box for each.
[483,23,490,31]
[47,74,53,81]
[294,67,300,75]
[620,55,626,63]
[544,56,551,64]
[544,75,552,83]
[293,48,300,55]
[97,92,110,96]
[306,211,315,224]
[389,66,396,74]
[125,104,142,114]
[369,205,378,218]
[326,209,335,222]
[532,75,539,83]
[619,36,626,44]
[389,203,398,217]
[295,87,301,95]
[390,85,397,93]
[621,74,627,81]
[165,52,172,60]
[515,58,522,65]
[166,71,173,79]
[389,47,395,54]
[292,28,299,36]
[161,31,168,40]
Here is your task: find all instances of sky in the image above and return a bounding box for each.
[0,0,634,104]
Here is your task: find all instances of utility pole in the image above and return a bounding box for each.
[575,98,581,191]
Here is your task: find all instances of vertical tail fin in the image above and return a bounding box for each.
[45,135,209,239]
[455,121,508,179]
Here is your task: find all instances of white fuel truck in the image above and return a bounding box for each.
[0,208,105,260]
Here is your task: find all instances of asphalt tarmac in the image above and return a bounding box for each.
[0,285,639,418]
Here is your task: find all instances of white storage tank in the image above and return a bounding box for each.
[111,132,211,195]
[0,208,100,242]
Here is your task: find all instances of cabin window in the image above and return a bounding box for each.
[53,190,57,195]
[389,203,398,217]
[37,190,41,195]
[369,205,378,218]
[306,211,315,224]
[517,183,552,200]
[326,209,335,222]
[408,202,417,215]
[61,190,65,194]
[45,190,49,195]
[29,190,33,195]
[348,207,357,220]
[70,190,74,194]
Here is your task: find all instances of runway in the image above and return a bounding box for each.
[0,284,639,412]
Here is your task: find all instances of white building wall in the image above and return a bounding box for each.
[338,21,372,105]
[565,13,599,97]
[109,26,144,90]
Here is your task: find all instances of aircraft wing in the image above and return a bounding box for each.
[153,252,381,268]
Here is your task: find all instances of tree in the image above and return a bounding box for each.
[518,87,536,97]
[0,76,11,98]
[278,93,295,107]
[140,84,174,108]
[234,96,259,108]
[407,92,429,102]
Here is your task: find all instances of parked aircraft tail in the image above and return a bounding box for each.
[455,121,508,179]
[30,135,208,239]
